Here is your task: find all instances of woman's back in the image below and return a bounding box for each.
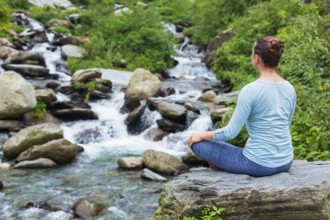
[243,79,296,167]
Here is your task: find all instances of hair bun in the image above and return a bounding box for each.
[268,38,284,57]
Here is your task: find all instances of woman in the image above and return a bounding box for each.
[188,36,296,177]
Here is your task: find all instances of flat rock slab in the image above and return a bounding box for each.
[153,160,330,220]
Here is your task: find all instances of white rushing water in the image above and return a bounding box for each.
[0,18,219,219]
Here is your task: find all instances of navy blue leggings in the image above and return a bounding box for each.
[191,140,292,177]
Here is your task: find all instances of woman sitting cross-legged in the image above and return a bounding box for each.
[188,36,296,177]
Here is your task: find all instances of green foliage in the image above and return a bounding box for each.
[30,6,72,24]
[75,4,174,73]
[211,0,330,161]
[0,0,13,38]
[51,25,71,35]
[7,0,31,10]
[33,102,47,119]
[188,0,268,46]
[179,206,225,220]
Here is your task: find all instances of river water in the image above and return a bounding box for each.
[0,20,219,219]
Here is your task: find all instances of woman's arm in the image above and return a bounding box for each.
[188,131,214,148]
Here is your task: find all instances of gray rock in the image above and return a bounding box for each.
[156,119,185,133]
[14,158,57,169]
[35,88,57,104]
[28,0,72,9]
[125,68,161,104]
[117,157,143,170]
[125,104,146,125]
[145,128,169,141]
[143,150,187,176]
[213,91,240,105]
[62,44,84,58]
[52,108,98,120]
[3,123,63,159]
[153,160,330,220]
[74,195,108,220]
[5,64,49,77]
[0,120,24,131]
[0,71,36,119]
[72,68,102,84]
[141,168,167,182]
[157,101,187,123]
[198,90,217,102]
[210,107,232,123]
[16,138,79,165]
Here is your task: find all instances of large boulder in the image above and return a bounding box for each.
[153,160,330,220]
[143,150,187,176]
[124,68,161,110]
[16,138,79,165]
[0,71,36,119]
[3,123,63,159]
[156,101,187,123]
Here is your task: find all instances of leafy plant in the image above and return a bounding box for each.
[178,206,225,220]
[33,102,47,119]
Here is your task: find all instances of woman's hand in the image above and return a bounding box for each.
[188,131,214,149]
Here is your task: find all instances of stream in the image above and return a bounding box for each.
[0,18,221,220]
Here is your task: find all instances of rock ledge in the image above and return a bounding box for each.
[153,160,330,220]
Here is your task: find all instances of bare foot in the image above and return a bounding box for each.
[209,162,221,171]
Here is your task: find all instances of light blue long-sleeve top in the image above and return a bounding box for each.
[214,79,296,168]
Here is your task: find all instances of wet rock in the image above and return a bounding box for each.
[74,195,108,219]
[0,181,3,189]
[153,161,330,220]
[141,168,167,182]
[145,128,169,141]
[14,158,57,169]
[52,108,98,121]
[62,44,84,58]
[49,101,91,110]
[72,68,102,84]
[0,71,36,119]
[74,128,103,144]
[143,150,187,176]
[28,0,72,9]
[125,104,146,125]
[23,112,62,126]
[210,107,232,123]
[157,101,187,123]
[5,64,49,77]
[185,111,199,128]
[0,120,24,131]
[213,91,240,105]
[156,119,185,133]
[124,68,161,110]
[3,123,63,159]
[117,157,144,170]
[159,87,175,97]
[35,88,57,104]
[90,90,110,100]
[0,46,45,66]
[46,81,61,89]
[203,29,234,67]
[198,90,217,102]
[17,138,79,165]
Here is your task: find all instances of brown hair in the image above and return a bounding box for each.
[253,36,284,67]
